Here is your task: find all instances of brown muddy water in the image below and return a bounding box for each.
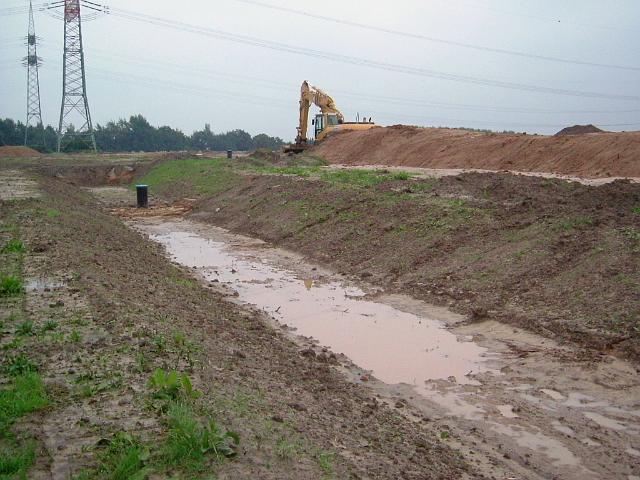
[136,220,496,391]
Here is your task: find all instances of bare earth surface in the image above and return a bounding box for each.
[2,153,639,479]
[312,126,640,178]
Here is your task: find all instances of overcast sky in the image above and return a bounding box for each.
[1,0,639,140]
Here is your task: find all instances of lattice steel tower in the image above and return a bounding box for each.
[57,0,96,152]
[24,0,45,147]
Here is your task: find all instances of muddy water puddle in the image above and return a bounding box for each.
[137,221,495,391]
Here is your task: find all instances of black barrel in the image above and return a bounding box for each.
[136,184,149,208]
[227,150,233,159]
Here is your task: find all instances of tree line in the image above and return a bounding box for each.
[0,115,285,152]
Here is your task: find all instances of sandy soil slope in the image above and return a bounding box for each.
[312,125,640,178]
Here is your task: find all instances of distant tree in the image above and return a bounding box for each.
[0,115,284,153]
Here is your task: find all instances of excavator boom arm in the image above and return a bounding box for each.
[296,80,344,143]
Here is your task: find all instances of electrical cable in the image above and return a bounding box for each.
[231,0,640,72]
[97,5,640,102]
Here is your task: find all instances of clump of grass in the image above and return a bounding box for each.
[0,438,37,478]
[92,432,152,480]
[161,402,239,471]
[317,451,335,476]
[15,320,34,337]
[42,320,58,332]
[276,437,299,460]
[555,216,593,231]
[69,330,81,343]
[0,373,48,433]
[633,206,640,215]
[0,276,24,297]
[4,354,38,377]
[1,239,25,254]
[45,209,61,218]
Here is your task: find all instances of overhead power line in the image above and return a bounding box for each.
[232,0,640,72]
[94,5,639,102]
[442,0,636,33]
[78,46,640,116]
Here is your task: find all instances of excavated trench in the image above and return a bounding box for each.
[130,215,640,480]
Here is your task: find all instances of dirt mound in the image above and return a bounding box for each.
[0,145,42,157]
[312,126,640,178]
[555,124,605,136]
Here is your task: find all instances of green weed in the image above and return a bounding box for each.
[632,206,640,215]
[148,369,201,402]
[135,352,148,374]
[15,320,34,336]
[93,432,152,480]
[46,209,61,218]
[0,276,23,297]
[42,320,58,332]
[275,437,299,460]
[317,451,335,476]
[4,354,38,377]
[162,402,239,470]
[152,334,166,353]
[69,330,81,343]
[1,239,25,254]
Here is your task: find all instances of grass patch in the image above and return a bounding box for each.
[1,239,25,254]
[555,216,593,231]
[161,402,239,471]
[136,158,240,197]
[93,432,152,480]
[0,437,36,478]
[317,451,335,476]
[320,169,413,187]
[252,165,320,177]
[45,209,61,219]
[15,320,34,337]
[0,276,23,297]
[4,354,38,377]
[0,373,48,434]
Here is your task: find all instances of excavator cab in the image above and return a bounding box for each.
[314,113,341,140]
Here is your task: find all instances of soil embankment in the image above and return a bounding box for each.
[312,126,640,178]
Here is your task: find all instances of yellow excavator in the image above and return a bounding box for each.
[284,80,377,153]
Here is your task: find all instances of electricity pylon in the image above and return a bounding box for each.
[24,0,45,148]
[57,0,97,152]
